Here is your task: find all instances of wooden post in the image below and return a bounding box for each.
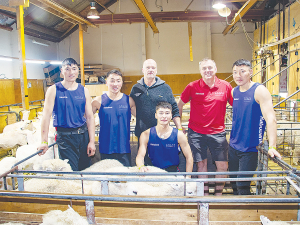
[16,5,29,110]
[79,24,85,86]
[188,22,193,62]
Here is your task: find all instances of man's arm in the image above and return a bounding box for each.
[84,88,96,157]
[255,85,281,158]
[178,131,193,177]
[91,96,101,114]
[129,96,136,117]
[38,85,56,155]
[136,129,150,172]
[177,99,187,133]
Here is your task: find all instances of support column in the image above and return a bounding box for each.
[79,23,85,86]
[16,5,29,110]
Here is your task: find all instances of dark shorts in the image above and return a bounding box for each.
[101,153,131,167]
[56,124,91,171]
[188,128,228,162]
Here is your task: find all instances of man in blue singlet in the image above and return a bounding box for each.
[136,102,193,173]
[38,58,96,171]
[229,59,281,195]
[92,70,136,166]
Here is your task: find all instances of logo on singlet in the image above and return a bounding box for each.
[166,144,175,148]
[196,93,204,95]
[234,98,239,100]
[103,107,113,109]
[150,143,159,146]
[135,93,142,97]
[75,96,84,99]
[119,105,128,109]
[59,96,68,98]
[244,97,251,101]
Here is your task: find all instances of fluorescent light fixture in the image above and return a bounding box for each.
[32,40,49,47]
[25,60,45,64]
[87,2,100,19]
[50,61,62,65]
[0,57,12,61]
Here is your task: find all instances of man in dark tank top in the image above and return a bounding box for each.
[229,59,281,195]
[136,102,193,174]
[38,58,96,171]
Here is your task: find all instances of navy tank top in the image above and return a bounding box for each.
[53,82,86,128]
[147,127,179,169]
[98,93,131,154]
[229,83,266,152]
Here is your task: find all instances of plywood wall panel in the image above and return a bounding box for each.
[267,16,277,44]
[288,52,300,99]
[266,52,280,95]
[0,80,15,107]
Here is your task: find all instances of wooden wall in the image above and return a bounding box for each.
[253,1,300,99]
[121,73,234,96]
[0,79,45,107]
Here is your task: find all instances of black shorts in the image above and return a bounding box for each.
[188,128,228,162]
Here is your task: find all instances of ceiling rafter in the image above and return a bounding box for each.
[30,0,77,24]
[34,0,97,28]
[0,5,16,13]
[222,0,259,35]
[0,24,13,31]
[91,9,274,24]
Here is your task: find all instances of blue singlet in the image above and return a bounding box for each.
[147,127,179,169]
[98,93,131,154]
[229,83,266,152]
[53,82,86,128]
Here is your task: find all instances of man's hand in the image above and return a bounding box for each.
[87,142,96,157]
[139,166,149,172]
[268,148,281,159]
[37,143,49,156]
[181,127,187,134]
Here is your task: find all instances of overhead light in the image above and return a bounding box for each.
[25,60,45,64]
[0,57,12,61]
[32,40,49,47]
[218,7,231,17]
[212,0,226,9]
[50,61,62,65]
[87,2,100,19]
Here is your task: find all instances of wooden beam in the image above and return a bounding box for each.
[222,0,259,35]
[0,5,16,13]
[35,0,97,28]
[23,8,38,27]
[188,22,193,62]
[30,0,77,24]
[0,24,13,31]
[94,0,113,14]
[132,0,159,33]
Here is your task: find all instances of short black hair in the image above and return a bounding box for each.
[106,69,122,78]
[232,59,251,68]
[61,58,78,67]
[156,101,172,112]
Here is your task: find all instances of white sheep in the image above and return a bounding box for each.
[41,159,73,173]
[83,159,125,172]
[15,145,55,170]
[0,156,18,190]
[0,130,28,151]
[41,206,89,225]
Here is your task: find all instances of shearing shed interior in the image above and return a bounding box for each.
[1,0,300,224]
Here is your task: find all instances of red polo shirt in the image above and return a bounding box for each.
[180,77,233,135]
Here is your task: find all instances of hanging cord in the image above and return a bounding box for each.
[297,37,299,90]
[239,14,256,49]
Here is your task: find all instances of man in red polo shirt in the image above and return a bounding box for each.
[178,58,233,195]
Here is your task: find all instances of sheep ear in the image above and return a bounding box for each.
[64,159,69,163]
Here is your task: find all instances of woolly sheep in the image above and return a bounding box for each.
[0,130,28,150]
[41,206,89,225]
[83,159,124,172]
[15,145,55,170]
[41,159,73,173]
[0,156,18,190]
[3,120,34,133]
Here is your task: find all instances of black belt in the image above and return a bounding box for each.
[57,124,88,135]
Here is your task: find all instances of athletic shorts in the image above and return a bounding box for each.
[188,128,228,162]
[100,153,131,167]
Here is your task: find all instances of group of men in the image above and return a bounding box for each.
[38,57,281,195]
